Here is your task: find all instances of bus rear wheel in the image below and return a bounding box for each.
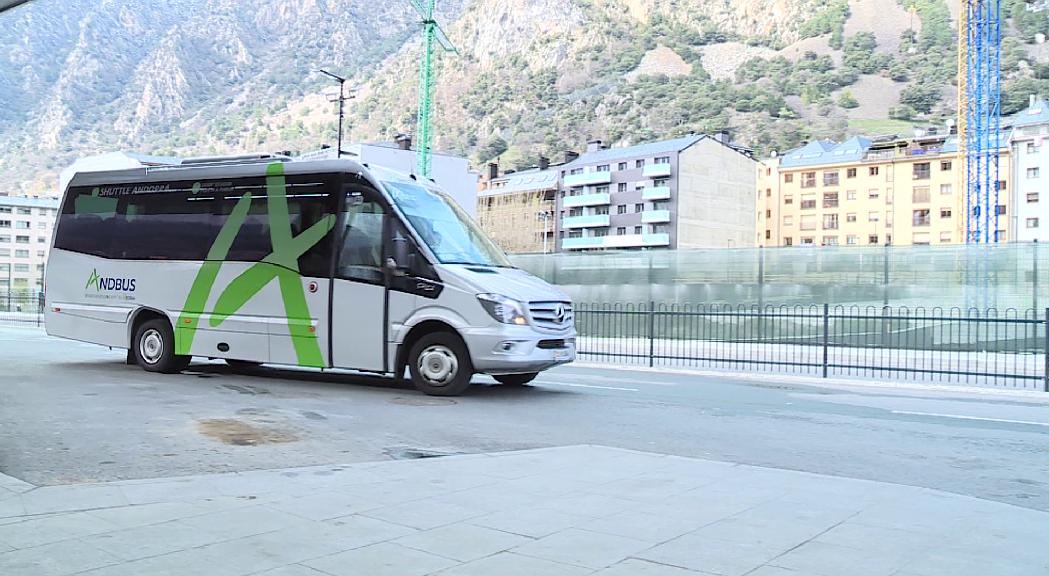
[133,319,190,374]
[408,332,473,396]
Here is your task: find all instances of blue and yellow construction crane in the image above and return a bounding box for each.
[957,0,1003,243]
[408,0,458,178]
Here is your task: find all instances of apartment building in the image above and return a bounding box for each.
[555,134,756,251]
[1009,97,1049,242]
[0,196,59,294]
[476,161,558,254]
[758,133,1011,247]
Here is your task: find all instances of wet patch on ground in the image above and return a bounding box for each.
[196,419,299,446]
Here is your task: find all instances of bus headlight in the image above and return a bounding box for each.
[478,293,529,326]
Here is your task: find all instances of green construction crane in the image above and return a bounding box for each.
[409,0,457,177]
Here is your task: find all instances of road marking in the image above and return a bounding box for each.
[891,410,1049,428]
[537,381,640,392]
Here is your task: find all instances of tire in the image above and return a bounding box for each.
[133,318,191,374]
[494,373,538,386]
[225,359,262,371]
[408,331,473,396]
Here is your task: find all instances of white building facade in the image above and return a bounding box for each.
[0,196,60,294]
[1010,98,1049,242]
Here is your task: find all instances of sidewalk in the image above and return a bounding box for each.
[1,446,1047,576]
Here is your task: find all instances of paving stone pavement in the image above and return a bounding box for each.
[1,445,1047,576]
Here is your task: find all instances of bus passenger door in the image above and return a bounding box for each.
[330,189,387,371]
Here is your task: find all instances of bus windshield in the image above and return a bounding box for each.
[383,180,512,268]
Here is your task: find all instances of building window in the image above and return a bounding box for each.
[766,209,772,219]
[17,208,31,215]
[766,189,771,197]
[36,251,45,258]
[594,229,608,237]
[940,208,952,218]
[885,212,893,228]
[868,212,880,222]
[869,166,880,176]
[617,162,627,171]
[37,237,46,243]
[940,232,952,243]
[846,190,857,200]
[569,168,582,175]
[846,168,857,179]
[784,237,793,246]
[617,205,628,214]
[0,235,7,242]
[912,233,931,246]
[784,195,793,205]
[14,249,29,258]
[617,227,627,235]
[800,215,817,230]
[846,213,857,223]
[997,205,1007,215]
[634,203,644,213]
[868,189,879,200]
[1028,192,1040,203]
[597,164,610,172]
[823,236,839,246]
[847,235,858,245]
[801,237,815,245]
[15,235,29,244]
[1027,218,1040,229]
[569,207,583,217]
[784,174,794,184]
[913,163,931,180]
[940,184,952,195]
[823,192,839,208]
[996,230,1007,242]
[655,156,670,164]
[766,230,772,240]
[594,205,609,215]
[1028,167,1041,179]
[913,209,931,227]
[801,172,816,188]
[1028,142,1040,154]
[912,186,930,203]
[618,183,627,192]
[635,159,645,169]
[800,194,816,210]
[823,214,839,230]
[783,216,793,226]
[15,221,29,229]
[998,180,1008,191]
[0,220,11,228]
[14,264,29,272]
[568,230,582,238]
[595,185,610,194]
[940,161,952,171]
[36,222,47,229]
[823,172,840,186]
[634,226,642,234]
[869,235,879,244]
[38,208,50,216]
[0,207,10,213]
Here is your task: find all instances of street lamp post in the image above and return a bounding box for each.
[317,69,353,158]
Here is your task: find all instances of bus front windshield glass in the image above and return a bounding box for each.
[383,181,512,268]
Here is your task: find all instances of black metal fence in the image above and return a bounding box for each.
[575,303,1049,391]
[0,293,44,326]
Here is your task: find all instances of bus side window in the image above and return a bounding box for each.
[336,190,385,284]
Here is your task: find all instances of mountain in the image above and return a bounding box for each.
[1,0,1047,193]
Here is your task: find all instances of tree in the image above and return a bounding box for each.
[900,83,940,114]
[838,90,859,109]
[477,136,508,163]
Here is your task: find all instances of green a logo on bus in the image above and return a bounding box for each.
[85,269,102,291]
[175,163,336,367]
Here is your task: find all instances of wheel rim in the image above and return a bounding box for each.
[418,344,458,387]
[139,328,164,365]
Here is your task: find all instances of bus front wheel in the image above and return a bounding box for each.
[408,332,473,396]
[133,319,191,374]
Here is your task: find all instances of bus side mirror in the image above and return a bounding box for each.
[391,236,410,271]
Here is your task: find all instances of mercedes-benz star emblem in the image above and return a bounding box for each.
[553,304,566,324]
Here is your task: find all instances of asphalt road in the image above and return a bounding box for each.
[2,323,1048,513]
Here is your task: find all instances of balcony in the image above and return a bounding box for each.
[641,209,671,224]
[564,171,612,187]
[562,192,611,208]
[642,163,672,178]
[562,214,611,229]
[561,233,671,250]
[562,236,604,250]
[642,186,671,201]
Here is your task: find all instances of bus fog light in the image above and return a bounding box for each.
[493,341,525,354]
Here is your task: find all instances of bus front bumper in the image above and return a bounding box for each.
[464,325,577,375]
